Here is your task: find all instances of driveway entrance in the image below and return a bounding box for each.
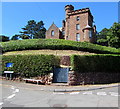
[53,68,69,83]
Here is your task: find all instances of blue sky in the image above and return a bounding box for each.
[1,2,118,39]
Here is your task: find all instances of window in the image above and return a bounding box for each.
[83,32,85,39]
[89,30,92,38]
[51,30,54,36]
[76,16,80,21]
[76,24,80,30]
[66,36,69,40]
[76,33,80,41]
[62,31,65,35]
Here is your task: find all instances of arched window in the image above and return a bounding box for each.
[51,30,54,36]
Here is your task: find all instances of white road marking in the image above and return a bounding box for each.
[0,102,3,106]
[15,89,19,93]
[97,92,107,96]
[53,92,64,95]
[83,91,92,95]
[7,94,16,99]
[13,89,20,93]
[70,92,80,95]
[11,86,15,90]
[109,92,119,97]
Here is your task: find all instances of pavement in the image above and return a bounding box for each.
[1,79,120,107]
[1,78,120,93]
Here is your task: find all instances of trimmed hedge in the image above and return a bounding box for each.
[2,55,60,77]
[71,54,120,73]
[1,39,120,54]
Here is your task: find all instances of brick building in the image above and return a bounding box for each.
[46,5,96,43]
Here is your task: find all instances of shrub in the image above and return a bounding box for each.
[2,55,60,77]
[71,54,120,73]
[1,39,120,54]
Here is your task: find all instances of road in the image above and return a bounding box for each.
[0,80,119,108]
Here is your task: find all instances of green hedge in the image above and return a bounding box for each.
[71,54,120,73]
[1,39,120,54]
[2,55,60,77]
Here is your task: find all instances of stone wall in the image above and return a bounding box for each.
[68,72,120,85]
[2,73,53,85]
[60,56,71,66]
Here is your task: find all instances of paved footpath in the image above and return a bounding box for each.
[0,79,120,108]
[1,79,120,92]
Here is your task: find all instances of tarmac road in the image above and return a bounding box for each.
[0,79,119,108]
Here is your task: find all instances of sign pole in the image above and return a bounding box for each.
[10,74,12,80]
[6,73,7,79]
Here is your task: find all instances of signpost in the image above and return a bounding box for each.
[5,63,14,80]
[4,71,14,80]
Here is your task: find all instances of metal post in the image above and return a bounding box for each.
[6,74,7,79]
[10,74,12,80]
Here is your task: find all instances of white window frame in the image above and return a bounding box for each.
[76,33,80,41]
[76,24,80,30]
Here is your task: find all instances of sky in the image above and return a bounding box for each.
[1,2,119,39]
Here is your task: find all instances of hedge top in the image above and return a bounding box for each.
[1,39,120,54]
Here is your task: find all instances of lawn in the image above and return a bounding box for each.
[3,49,95,56]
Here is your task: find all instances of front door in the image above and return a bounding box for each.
[53,68,69,83]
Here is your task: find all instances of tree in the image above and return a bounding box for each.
[0,35,9,42]
[11,34,20,40]
[19,34,30,39]
[19,20,46,39]
[97,22,120,48]
[97,28,109,46]
[107,22,120,48]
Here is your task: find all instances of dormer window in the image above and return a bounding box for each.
[76,16,80,21]
[51,30,54,36]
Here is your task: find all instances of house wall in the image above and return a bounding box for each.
[46,5,96,43]
[65,12,89,42]
[46,24,61,39]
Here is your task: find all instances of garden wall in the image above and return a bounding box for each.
[2,54,120,85]
[69,54,120,85]
[68,72,120,85]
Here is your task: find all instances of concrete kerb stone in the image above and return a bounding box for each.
[52,84,120,92]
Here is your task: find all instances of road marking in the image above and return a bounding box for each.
[109,92,119,97]
[7,94,16,99]
[70,92,79,95]
[53,92,65,95]
[0,102,3,106]
[97,92,107,96]
[83,91,92,95]
[13,89,20,93]
[15,89,19,93]
[11,86,15,90]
